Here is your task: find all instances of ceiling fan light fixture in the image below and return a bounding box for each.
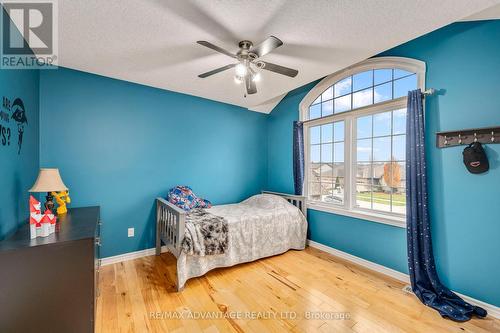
[235,63,247,77]
[252,72,261,82]
[197,36,298,96]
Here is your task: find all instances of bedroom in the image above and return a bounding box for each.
[0,1,499,332]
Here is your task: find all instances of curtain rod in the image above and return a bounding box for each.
[422,88,436,96]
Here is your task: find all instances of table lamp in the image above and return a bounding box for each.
[29,168,68,212]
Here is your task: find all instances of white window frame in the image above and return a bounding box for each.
[300,57,426,228]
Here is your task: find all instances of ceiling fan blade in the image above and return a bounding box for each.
[259,61,298,77]
[197,41,237,59]
[245,75,257,95]
[198,63,236,78]
[251,36,283,57]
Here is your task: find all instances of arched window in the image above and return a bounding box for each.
[299,57,425,226]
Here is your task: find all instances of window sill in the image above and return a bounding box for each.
[306,202,406,228]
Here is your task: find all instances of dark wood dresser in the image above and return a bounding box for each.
[0,207,101,333]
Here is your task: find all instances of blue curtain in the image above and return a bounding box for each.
[406,89,486,321]
[293,121,305,195]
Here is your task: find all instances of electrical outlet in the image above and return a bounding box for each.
[127,228,134,237]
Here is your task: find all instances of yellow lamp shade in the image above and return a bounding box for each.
[29,168,68,192]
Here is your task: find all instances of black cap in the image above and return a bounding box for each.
[463,142,489,174]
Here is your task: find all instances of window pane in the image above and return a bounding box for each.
[373,111,392,137]
[319,163,333,182]
[374,68,392,85]
[374,82,392,103]
[392,135,406,161]
[332,163,345,179]
[310,144,320,163]
[391,189,406,214]
[334,94,351,113]
[357,139,372,162]
[394,74,417,98]
[321,99,334,117]
[373,136,391,161]
[353,70,373,91]
[334,77,351,97]
[356,185,372,210]
[321,144,333,163]
[393,108,407,135]
[309,103,321,119]
[393,69,413,79]
[398,162,406,182]
[356,163,372,185]
[330,178,345,204]
[310,126,320,144]
[309,182,321,200]
[334,121,344,142]
[371,188,391,212]
[353,88,373,109]
[357,115,372,139]
[309,163,321,182]
[321,123,333,143]
[312,95,321,105]
[322,86,333,101]
[372,162,385,187]
[334,142,344,162]
[321,183,334,203]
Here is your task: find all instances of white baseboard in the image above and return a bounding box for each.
[100,245,168,266]
[307,239,410,283]
[307,239,500,319]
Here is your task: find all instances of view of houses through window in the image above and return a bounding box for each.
[355,109,406,214]
[309,120,345,204]
[305,63,420,218]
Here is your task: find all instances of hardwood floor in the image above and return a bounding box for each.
[96,247,499,333]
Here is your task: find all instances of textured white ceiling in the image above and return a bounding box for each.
[462,3,500,21]
[54,0,499,113]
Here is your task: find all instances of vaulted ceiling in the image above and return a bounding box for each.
[54,0,499,113]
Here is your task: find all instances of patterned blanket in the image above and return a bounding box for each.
[181,209,228,256]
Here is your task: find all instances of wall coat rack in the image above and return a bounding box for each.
[436,126,500,148]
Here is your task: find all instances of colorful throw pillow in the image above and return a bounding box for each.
[167,185,212,211]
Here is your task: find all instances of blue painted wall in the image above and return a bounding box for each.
[39,68,268,257]
[266,20,500,306]
[267,81,318,195]
[0,68,40,238]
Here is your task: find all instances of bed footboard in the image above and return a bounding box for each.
[156,197,185,258]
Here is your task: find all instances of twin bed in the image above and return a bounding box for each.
[156,191,307,290]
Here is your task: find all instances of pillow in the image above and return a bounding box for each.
[241,194,290,209]
[167,186,212,211]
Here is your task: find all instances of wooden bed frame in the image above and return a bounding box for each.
[155,191,306,258]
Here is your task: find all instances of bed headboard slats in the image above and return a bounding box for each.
[261,191,307,216]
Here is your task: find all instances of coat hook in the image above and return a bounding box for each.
[492,131,495,143]
[458,133,462,144]
[474,132,478,142]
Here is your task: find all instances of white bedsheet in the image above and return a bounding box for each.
[176,194,307,289]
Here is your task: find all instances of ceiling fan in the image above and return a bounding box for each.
[197,36,298,95]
